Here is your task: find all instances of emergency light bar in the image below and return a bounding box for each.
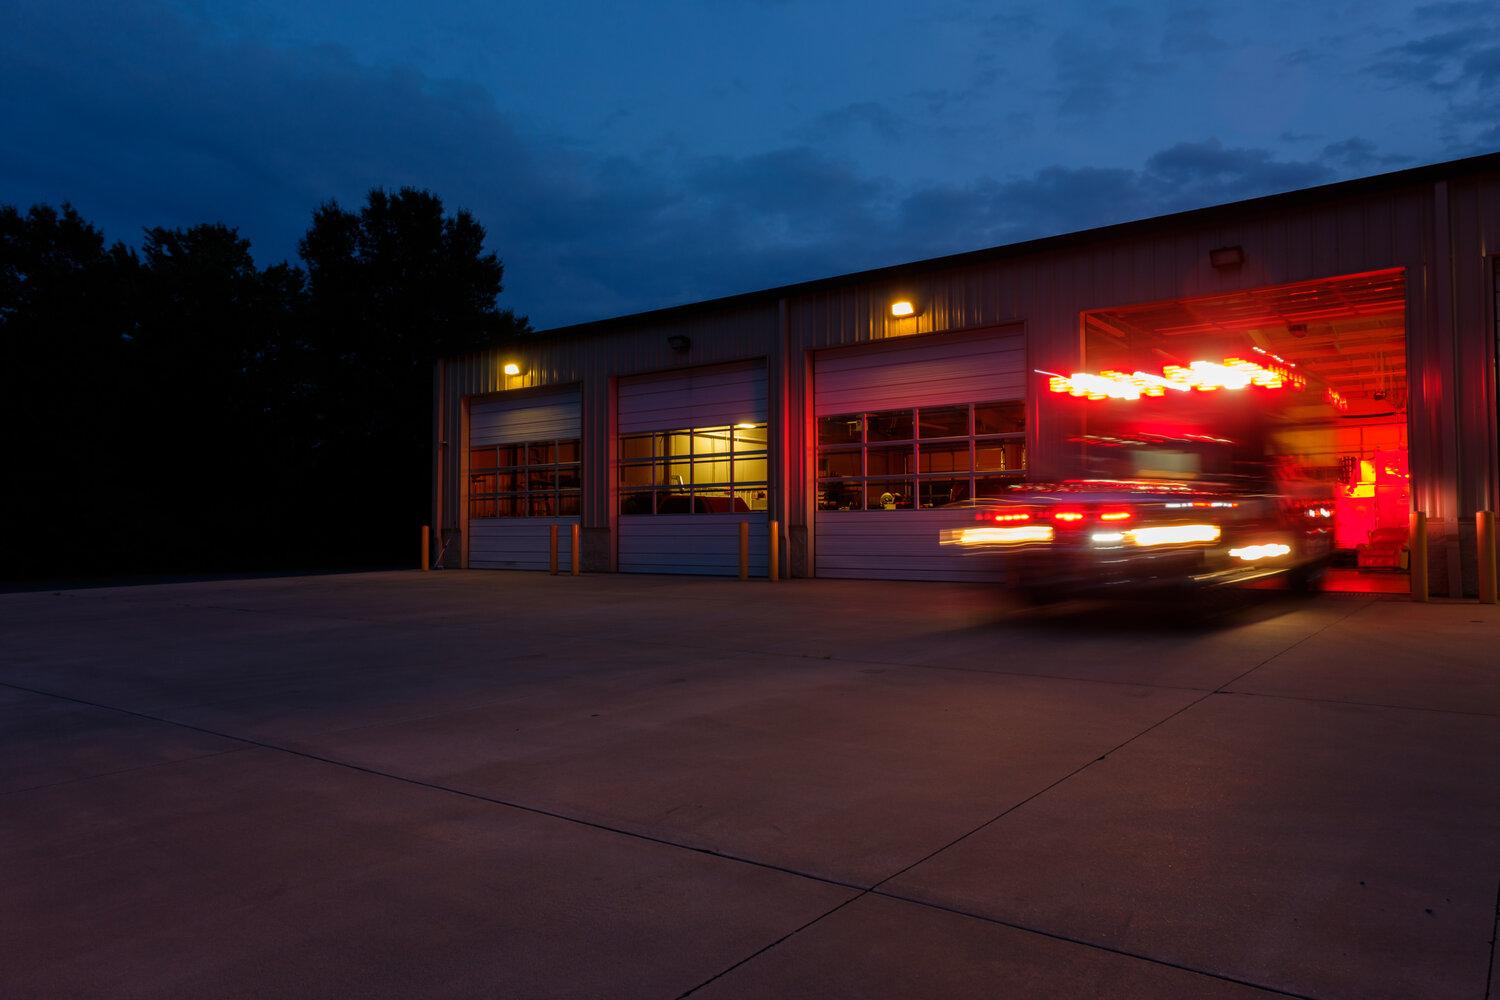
[1043,358,1305,400]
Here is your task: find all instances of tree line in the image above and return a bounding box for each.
[1,188,530,582]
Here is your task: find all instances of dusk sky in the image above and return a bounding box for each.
[4,1,1497,329]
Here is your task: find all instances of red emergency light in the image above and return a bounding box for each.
[1044,358,1304,400]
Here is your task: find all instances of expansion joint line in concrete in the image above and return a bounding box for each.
[677,626,1365,1000]
[0,594,1380,1000]
[682,600,1381,1000]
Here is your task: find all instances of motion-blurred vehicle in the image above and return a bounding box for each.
[941,357,1338,602]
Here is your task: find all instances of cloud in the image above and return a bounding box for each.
[1366,3,1500,92]
[0,0,1464,330]
[807,103,905,145]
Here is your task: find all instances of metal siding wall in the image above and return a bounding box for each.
[617,361,767,432]
[469,388,581,444]
[436,162,1500,591]
[810,328,1027,581]
[813,512,1005,582]
[814,329,1026,414]
[469,518,578,571]
[617,515,769,575]
[616,361,769,573]
[437,301,780,572]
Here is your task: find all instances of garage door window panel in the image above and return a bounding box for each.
[976,403,1025,435]
[921,478,970,507]
[920,406,970,438]
[919,441,969,474]
[816,400,1025,510]
[618,421,769,514]
[819,415,864,446]
[867,445,913,477]
[468,440,581,519]
[867,410,914,442]
[867,480,913,509]
[976,441,1026,471]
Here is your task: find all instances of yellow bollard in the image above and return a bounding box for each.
[1479,511,1497,605]
[571,524,581,576]
[769,520,779,582]
[549,524,559,575]
[421,525,429,571]
[739,521,749,580]
[1409,510,1428,602]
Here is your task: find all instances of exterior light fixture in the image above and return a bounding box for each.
[891,300,918,317]
[502,362,523,376]
[1209,246,1244,268]
[667,335,691,352]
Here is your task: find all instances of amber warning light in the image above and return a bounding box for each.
[1041,359,1305,400]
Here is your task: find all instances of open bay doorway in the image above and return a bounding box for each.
[1082,269,1410,594]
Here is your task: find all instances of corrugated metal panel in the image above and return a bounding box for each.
[434,158,1500,590]
[618,515,768,575]
[470,387,581,444]
[810,328,1027,581]
[813,512,1004,582]
[437,300,780,572]
[814,327,1026,414]
[469,518,577,571]
[618,361,767,432]
[616,362,770,574]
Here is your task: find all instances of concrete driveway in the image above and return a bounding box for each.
[3,571,1498,999]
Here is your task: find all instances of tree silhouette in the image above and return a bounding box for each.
[296,187,529,565]
[124,223,310,569]
[1,191,528,581]
[0,204,137,577]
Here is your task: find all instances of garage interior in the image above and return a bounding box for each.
[1082,268,1409,593]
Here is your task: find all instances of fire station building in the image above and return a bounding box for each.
[433,153,1500,597]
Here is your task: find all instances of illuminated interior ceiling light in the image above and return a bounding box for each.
[1229,543,1292,561]
[891,300,917,317]
[1129,524,1221,546]
[502,362,523,376]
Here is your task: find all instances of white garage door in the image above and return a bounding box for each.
[814,327,1026,581]
[468,387,582,570]
[618,362,770,575]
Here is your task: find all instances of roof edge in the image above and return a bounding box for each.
[536,150,1500,339]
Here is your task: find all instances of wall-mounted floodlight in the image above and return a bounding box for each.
[667,335,691,352]
[503,362,523,376]
[1209,246,1244,268]
[891,300,918,318]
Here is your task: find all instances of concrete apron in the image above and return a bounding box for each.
[2,571,1498,999]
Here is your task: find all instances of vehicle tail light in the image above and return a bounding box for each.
[1129,524,1221,546]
